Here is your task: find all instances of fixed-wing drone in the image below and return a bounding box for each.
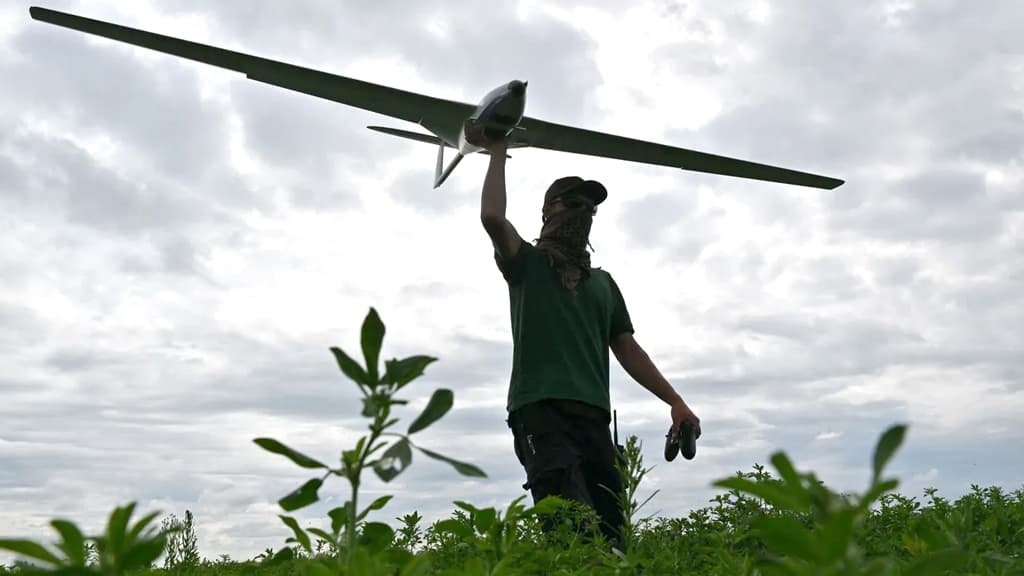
[29,6,844,191]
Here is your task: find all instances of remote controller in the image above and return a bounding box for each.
[664,422,698,461]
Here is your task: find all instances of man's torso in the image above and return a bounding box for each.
[497,240,633,416]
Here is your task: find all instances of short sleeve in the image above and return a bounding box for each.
[494,239,531,284]
[608,274,634,338]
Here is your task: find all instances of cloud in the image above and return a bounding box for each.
[388,166,477,215]
[3,129,202,233]
[148,0,606,216]
[4,26,231,183]
[604,0,1024,431]
[158,0,602,123]
[829,169,1008,245]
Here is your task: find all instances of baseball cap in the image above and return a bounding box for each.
[543,176,608,207]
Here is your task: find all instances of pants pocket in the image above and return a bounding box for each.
[515,409,587,499]
[512,425,526,466]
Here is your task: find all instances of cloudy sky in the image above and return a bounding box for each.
[2,0,1022,563]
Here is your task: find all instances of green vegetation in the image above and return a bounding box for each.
[3,308,1022,575]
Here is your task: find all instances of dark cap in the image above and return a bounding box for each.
[543,176,607,207]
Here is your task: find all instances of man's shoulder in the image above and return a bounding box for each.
[589,267,626,299]
[517,241,551,267]
[495,239,542,284]
[513,240,542,265]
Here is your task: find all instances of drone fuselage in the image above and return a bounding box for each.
[458,80,527,155]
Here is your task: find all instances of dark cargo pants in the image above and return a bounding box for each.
[507,399,625,549]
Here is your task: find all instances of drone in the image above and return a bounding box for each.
[29,6,844,191]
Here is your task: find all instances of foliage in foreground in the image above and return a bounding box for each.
[2,308,1022,575]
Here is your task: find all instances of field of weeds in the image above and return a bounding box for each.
[3,309,1022,575]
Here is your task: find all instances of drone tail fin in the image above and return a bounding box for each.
[367,125,451,147]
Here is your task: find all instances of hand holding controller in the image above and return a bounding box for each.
[664,421,698,461]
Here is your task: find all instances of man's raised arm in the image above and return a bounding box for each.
[479,139,523,261]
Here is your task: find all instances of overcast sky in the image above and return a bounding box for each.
[2,0,1022,564]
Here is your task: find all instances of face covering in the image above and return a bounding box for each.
[534,200,596,295]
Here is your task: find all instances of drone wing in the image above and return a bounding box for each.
[514,116,844,189]
[29,6,844,190]
[28,6,474,139]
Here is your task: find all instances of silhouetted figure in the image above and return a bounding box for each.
[478,135,701,551]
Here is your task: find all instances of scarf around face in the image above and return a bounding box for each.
[534,203,595,295]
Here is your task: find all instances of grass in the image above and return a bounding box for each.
[2,308,1022,575]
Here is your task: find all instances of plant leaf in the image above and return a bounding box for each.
[461,556,487,576]
[307,528,336,546]
[331,346,371,388]
[527,496,572,518]
[384,355,437,389]
[399,550,433,576]
[126,511,162,543]
[415,446,487,478]
[0,540,62,566]
[373,438,413,482]
[753,516,821,563]
[266,546,294,566]
[358,495,395,522]
[474,508,498,535]
[361,394,383,418]
[819,508,857,563]
[50,520,86,565]
[407,389,454,435]
[769,452,810,511]
[279,515,312,553]
[106,502,136,554]
[278,478,323,512]
[348,547,378,574]
[303,560,337,576]
[860,478,901,511]
[253,438,327,469]
[359,522,394,554]
[120,536,167,571]
[901,549,969,576]
[872,424,907,482]
[434,519,473,539]
[361,308,385,384]
[712,477,800,511]
[328,505,349,535]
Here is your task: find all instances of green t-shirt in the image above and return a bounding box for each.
[496,240,634,417]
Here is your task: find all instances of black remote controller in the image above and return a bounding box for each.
[664,422,698,461]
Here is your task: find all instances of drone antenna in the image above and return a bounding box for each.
[613,409,619,446]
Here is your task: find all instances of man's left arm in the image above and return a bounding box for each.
[611,332,701,435]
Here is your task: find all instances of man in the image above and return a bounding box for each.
[478,136,701,549]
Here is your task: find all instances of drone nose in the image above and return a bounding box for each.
[509,80,527,96]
